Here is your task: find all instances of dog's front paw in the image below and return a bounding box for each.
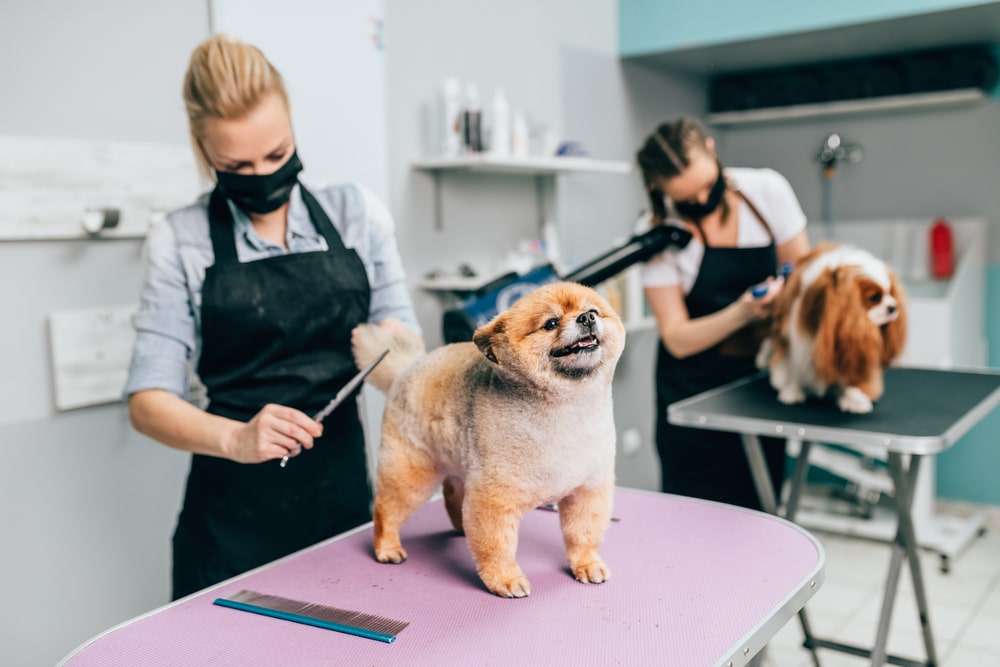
[755,338,773,370]
[838,387,873,414]
[481,569,531,598]
[374,544,408,564]
[573,558,610,584]
[777,385,806,405]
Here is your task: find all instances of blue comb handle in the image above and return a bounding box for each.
[751,284,769,299]
[780,262,793,279]
[214,596,400,643]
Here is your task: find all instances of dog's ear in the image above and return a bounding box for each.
[882,273,908,364]
[472,320,502,364]
[811,268,881,385]
[798,274,827,336]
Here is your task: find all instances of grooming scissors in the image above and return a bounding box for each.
[280,348,390,468]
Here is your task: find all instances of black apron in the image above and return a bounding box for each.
[655,191,786,511]
[171,184,373,600]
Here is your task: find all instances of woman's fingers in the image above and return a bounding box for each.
[237,404,324,464]
[259,404,323,445]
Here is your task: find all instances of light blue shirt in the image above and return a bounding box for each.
[124,182,420,400]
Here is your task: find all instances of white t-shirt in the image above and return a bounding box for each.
[640,167,807,294]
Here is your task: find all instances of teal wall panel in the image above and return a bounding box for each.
[937,263,1000,504]
[619,0,995,57]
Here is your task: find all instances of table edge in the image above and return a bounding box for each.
[668,367,1000,455]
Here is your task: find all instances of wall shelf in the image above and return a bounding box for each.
[707,87,987,126]
[416,276,487,293]
[411,154,632,230]
[411,154,632,176]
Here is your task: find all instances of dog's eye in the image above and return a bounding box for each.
[542,317,560,331]
[867,291,882,304]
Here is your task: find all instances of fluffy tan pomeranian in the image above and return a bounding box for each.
[351,281,626,598]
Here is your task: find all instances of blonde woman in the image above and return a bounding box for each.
[125,34,420,599]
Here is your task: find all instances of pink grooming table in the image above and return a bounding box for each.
[60,488,823,667]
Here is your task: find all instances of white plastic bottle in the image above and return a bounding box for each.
[440,77,462,157]
[489,87,511,156]
[511,109,529,158]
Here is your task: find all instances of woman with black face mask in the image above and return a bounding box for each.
[125,34,422,600]
[635,117,809,511]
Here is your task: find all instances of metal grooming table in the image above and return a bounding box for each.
[60,488,823,667]
[668,366,1000,667]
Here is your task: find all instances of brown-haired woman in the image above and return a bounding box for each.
[125,34,421,599]
[636,116,809,510]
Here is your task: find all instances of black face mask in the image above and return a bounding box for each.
[673,164,726,222]
[215,151,304,215]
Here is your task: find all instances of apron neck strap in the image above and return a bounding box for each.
[208,185,239,263]
[298,184,348,252]
[207,182,348,263]
[734,189,775,241]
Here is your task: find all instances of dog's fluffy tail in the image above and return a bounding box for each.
[351,322,426,393]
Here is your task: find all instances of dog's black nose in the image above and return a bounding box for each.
[887,304,897,315]
[577,310,597,327]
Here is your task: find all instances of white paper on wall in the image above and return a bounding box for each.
[49,304,138,411]
[0,136,203,240]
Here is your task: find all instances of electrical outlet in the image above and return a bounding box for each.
[620,428,642,457]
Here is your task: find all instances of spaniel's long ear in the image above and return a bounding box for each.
[810,267,881,385]
[882,273,908,364]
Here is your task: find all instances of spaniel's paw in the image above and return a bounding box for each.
[777,385,806,405]
[838,387,873,414]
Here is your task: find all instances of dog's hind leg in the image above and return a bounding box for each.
[442,475,465,534]
[559,473,614,585]
[372,434,442,564]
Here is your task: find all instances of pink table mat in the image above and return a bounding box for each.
[62,488,823,666]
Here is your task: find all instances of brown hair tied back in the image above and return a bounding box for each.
[636,117,711,225]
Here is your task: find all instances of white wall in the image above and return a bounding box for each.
[210,0,389,200]
[0,2,208,665]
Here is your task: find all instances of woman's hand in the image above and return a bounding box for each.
[739,276,785,322]
[223,403,323,464]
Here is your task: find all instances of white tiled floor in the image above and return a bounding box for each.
[763,500,1000,666]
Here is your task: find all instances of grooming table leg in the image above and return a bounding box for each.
[744,436,823,667]
[785,440,822,667]
[883,453,939,667]
[784,440,812,521]
[741,434,778,515]
[762,439,933,667]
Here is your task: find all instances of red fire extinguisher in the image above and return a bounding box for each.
[930,219,954,279]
